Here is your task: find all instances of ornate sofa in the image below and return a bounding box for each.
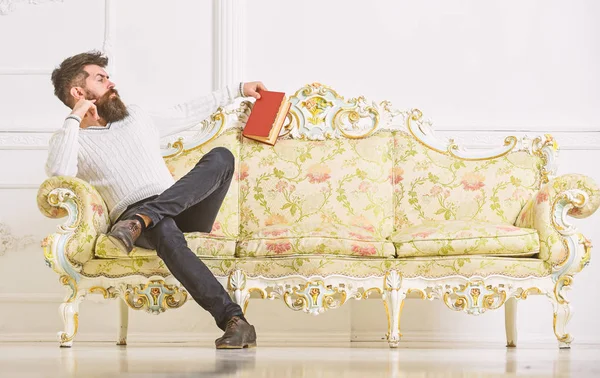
[38,83,599,348]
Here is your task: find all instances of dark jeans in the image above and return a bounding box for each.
[117,147,244,331]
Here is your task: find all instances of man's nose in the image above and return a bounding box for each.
[107,81,115,90]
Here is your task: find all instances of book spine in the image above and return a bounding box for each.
[267,96,288,139]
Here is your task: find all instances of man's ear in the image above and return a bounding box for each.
[70,87,85,101]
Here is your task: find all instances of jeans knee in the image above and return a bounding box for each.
[211,147,235,173]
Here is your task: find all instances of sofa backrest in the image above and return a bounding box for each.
[393,131,543,229]
[239,132,395,239]
[162,84,555,240]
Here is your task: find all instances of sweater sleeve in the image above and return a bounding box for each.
[148,83,244,138]
[45,118,80,177]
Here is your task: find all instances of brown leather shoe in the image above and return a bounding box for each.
[107,219,142,253]
[215,316,257,349]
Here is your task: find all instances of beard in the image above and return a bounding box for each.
[87,88,129,123]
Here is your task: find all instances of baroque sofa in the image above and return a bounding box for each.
[38,83,599,348]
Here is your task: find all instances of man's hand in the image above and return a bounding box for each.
[71,98,99,121]
[243,81,267,99]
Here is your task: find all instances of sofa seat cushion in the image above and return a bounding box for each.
[81,255,550,280]
[237,223,396,258]
[391,220,539,258]
[94,232,236,259]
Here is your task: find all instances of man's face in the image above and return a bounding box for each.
[81,65,128,123]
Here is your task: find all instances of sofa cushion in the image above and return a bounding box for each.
[81,255,550,280]
[392,132,542,229]
[237,223,395,258]
[239,132,395,240]
[390,220,539,258]
[94,232,236,259]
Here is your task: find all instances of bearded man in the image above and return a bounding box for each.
[46,51,265,349]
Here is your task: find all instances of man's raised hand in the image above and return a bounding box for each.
[243,82,268,100]
[71,98,99,121]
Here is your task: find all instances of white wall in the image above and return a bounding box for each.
[0,0,598,345]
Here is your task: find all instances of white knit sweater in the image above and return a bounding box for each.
[45,84,243,223]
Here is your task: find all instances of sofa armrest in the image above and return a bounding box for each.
[37,176,110,273]
[515,173,599,275]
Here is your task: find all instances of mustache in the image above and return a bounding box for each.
[97,88,120,103]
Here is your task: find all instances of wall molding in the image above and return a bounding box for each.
[435,130,600,151]
[213,0,246,90]
[0,0,62,16]
[1,130,598,150]
[0,222,36,256]
[102,0,116,76]
[0,0,115,75]
[0,132,51,150]
[0,184,40,189]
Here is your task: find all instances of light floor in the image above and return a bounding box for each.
[0,342,599,378]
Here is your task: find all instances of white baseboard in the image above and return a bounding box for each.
[351,331,599,345]
[1,295,597,345]
[0,293,63,303]
[0,332,351,344]
[2,330,597,346]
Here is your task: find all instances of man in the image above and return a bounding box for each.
[46,50,265,349]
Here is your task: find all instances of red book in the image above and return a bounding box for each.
[242,90,291,146]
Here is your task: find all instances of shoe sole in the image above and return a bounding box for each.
[216,341,257,349]
[107,234,132,254]
[217,341,256,349]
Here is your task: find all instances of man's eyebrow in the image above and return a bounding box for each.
[96,73,110,79]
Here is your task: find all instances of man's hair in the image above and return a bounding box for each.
[51,50,108,107]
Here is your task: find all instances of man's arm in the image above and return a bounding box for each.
[149,81,267,138]
[45,99,99,177]
[45,117,81,177]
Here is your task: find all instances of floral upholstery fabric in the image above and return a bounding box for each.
[94,230,236,259]
[516,173,600,268]
[391,220,539,258]
[237,222,395,258]
[392,132,542,229]
[38,176,110,265]
[239,132,395,240]
[80,255,551,279]
[164,129,242,239]
[39,121,599,284]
